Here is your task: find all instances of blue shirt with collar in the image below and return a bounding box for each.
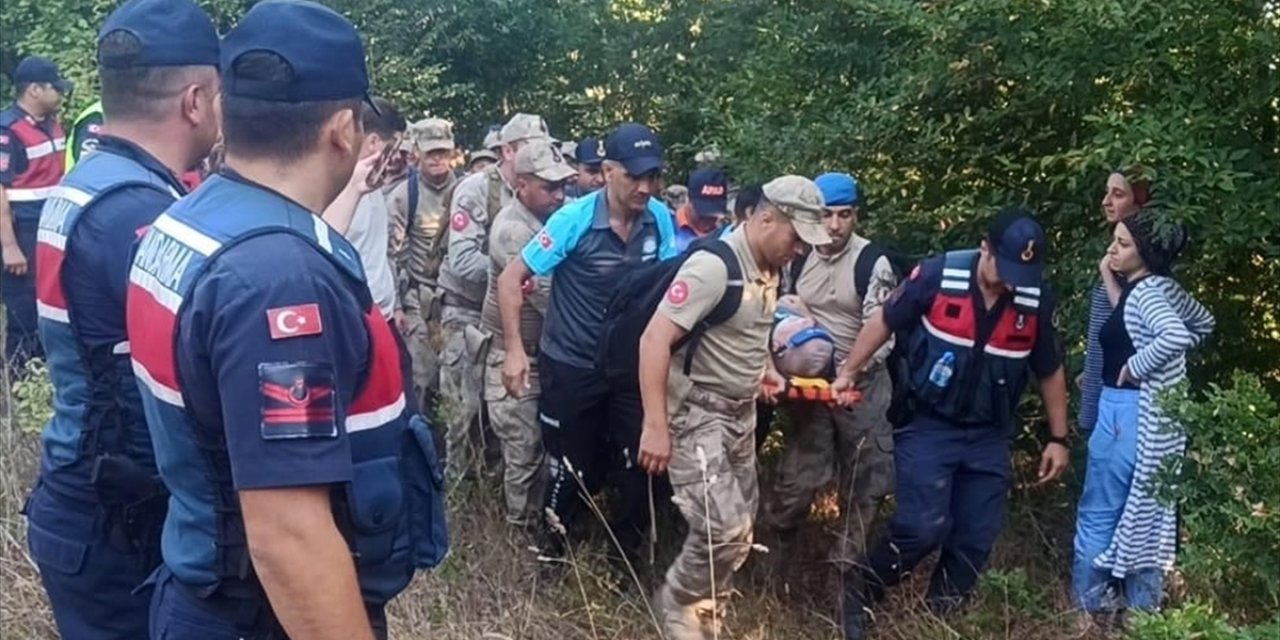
[65,136,186,349]
[522,189,677,368]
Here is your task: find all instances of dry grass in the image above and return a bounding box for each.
[0,358,1100,639]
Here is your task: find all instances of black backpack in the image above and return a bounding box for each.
[787,240,912,300]
[596,236,744,384]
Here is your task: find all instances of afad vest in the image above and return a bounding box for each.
[906,250,1040,427]
[35,150,179,499]
[1,108,65,204]
[127,175,446,608]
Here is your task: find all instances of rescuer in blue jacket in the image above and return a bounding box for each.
[126,2,446,638]
[831,208,1071,639]
[24,1,220,638]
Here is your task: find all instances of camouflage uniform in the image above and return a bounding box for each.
[652,176,830,639]
[388,118,458,414]
[763,233,900,569]
[437,113,551,479]
[652,230,777,638]
[479,140,573,526]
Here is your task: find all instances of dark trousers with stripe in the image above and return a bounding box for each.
[538,354,666,555]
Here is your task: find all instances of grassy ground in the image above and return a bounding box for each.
[0,361,1100,639]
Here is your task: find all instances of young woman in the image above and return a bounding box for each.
[1079,167,1153,436]
[1072,209,1214,630]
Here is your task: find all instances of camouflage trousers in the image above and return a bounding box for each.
[762,367,895,570]
[402,283,442,410]
[663,386,759,625]
[483,348,548,527]
[439,305,489,481]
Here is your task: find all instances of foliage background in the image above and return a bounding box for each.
[2,0,1278,633]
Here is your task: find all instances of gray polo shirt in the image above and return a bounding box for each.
[520,189,678,368]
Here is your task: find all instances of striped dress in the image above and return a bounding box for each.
[1095,275,1214,577]
[1079,283,1111,432]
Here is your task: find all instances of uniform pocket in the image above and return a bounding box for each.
[404,415,449,569]
[667,405,731,488]
[346,457,406,565]
[24,487,92,575]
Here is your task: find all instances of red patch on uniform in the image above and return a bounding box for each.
[451,211,469,231]
[267,304,324,340]
[666,280,690,305]
[537,230,553,250]
[909,265,921,281]
[259,362,338,440]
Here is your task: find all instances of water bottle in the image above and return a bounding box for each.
[928,352,956,389]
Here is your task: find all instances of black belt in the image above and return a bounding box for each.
[441,292,482,312]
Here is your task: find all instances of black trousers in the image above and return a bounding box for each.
[538,354,664,553]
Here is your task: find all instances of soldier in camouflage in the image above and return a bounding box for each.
[388,117,459,415]
[636,176,832,639]
[438,112,553,480]
[480,140,575,527]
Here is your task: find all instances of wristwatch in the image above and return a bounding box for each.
[1047,435,1069,448]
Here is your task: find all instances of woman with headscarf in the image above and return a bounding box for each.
[1072,208,1214,632]
[1079,167,1153,436]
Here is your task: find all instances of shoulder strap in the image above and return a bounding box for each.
[854,243,887,301]
[486,167,504,224]
[680,240,745,375]
[406,167,420,230]
[787,250,810,295]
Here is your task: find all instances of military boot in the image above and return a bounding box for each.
[655,584,709,640]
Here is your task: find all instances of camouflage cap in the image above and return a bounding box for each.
[762,175,832,246]
[500,113,552,146]
[483,129,502,151]
[514,139,576,183]
[408,117,455,153]
[469,148,498,165]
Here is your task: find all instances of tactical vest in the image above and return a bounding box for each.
[34,150,179,499]
[2,109,65,205]
[127,175,446,608]
[905,250,1040,427]
[65,100,103,172]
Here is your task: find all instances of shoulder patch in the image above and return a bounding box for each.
[451,211,469,232]
[667,280,690,305]
[258,362,338,440]
[267,304,323,340]
[536,229,554,250]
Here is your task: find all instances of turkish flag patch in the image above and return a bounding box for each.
[451,211,469,231]
[267,304,323,340]
[537,230,554,250]
[666,280,690,305]
[258,362,338,440]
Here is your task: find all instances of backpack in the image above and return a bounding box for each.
[596,236,744,385]
[787,240,912,301]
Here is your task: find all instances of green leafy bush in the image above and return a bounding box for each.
[1156,373,1280,622]
[11,359,53,435]
[1128,603,1280,640]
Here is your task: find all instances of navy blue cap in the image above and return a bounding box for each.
[987,207,1047,288]
[688,167,728,218]
[14,57,73,95]
[815,172,860,207]
[575,137,603,166]
[221,0,374,109]
[99,0,219,69]
[604,123,664,176]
